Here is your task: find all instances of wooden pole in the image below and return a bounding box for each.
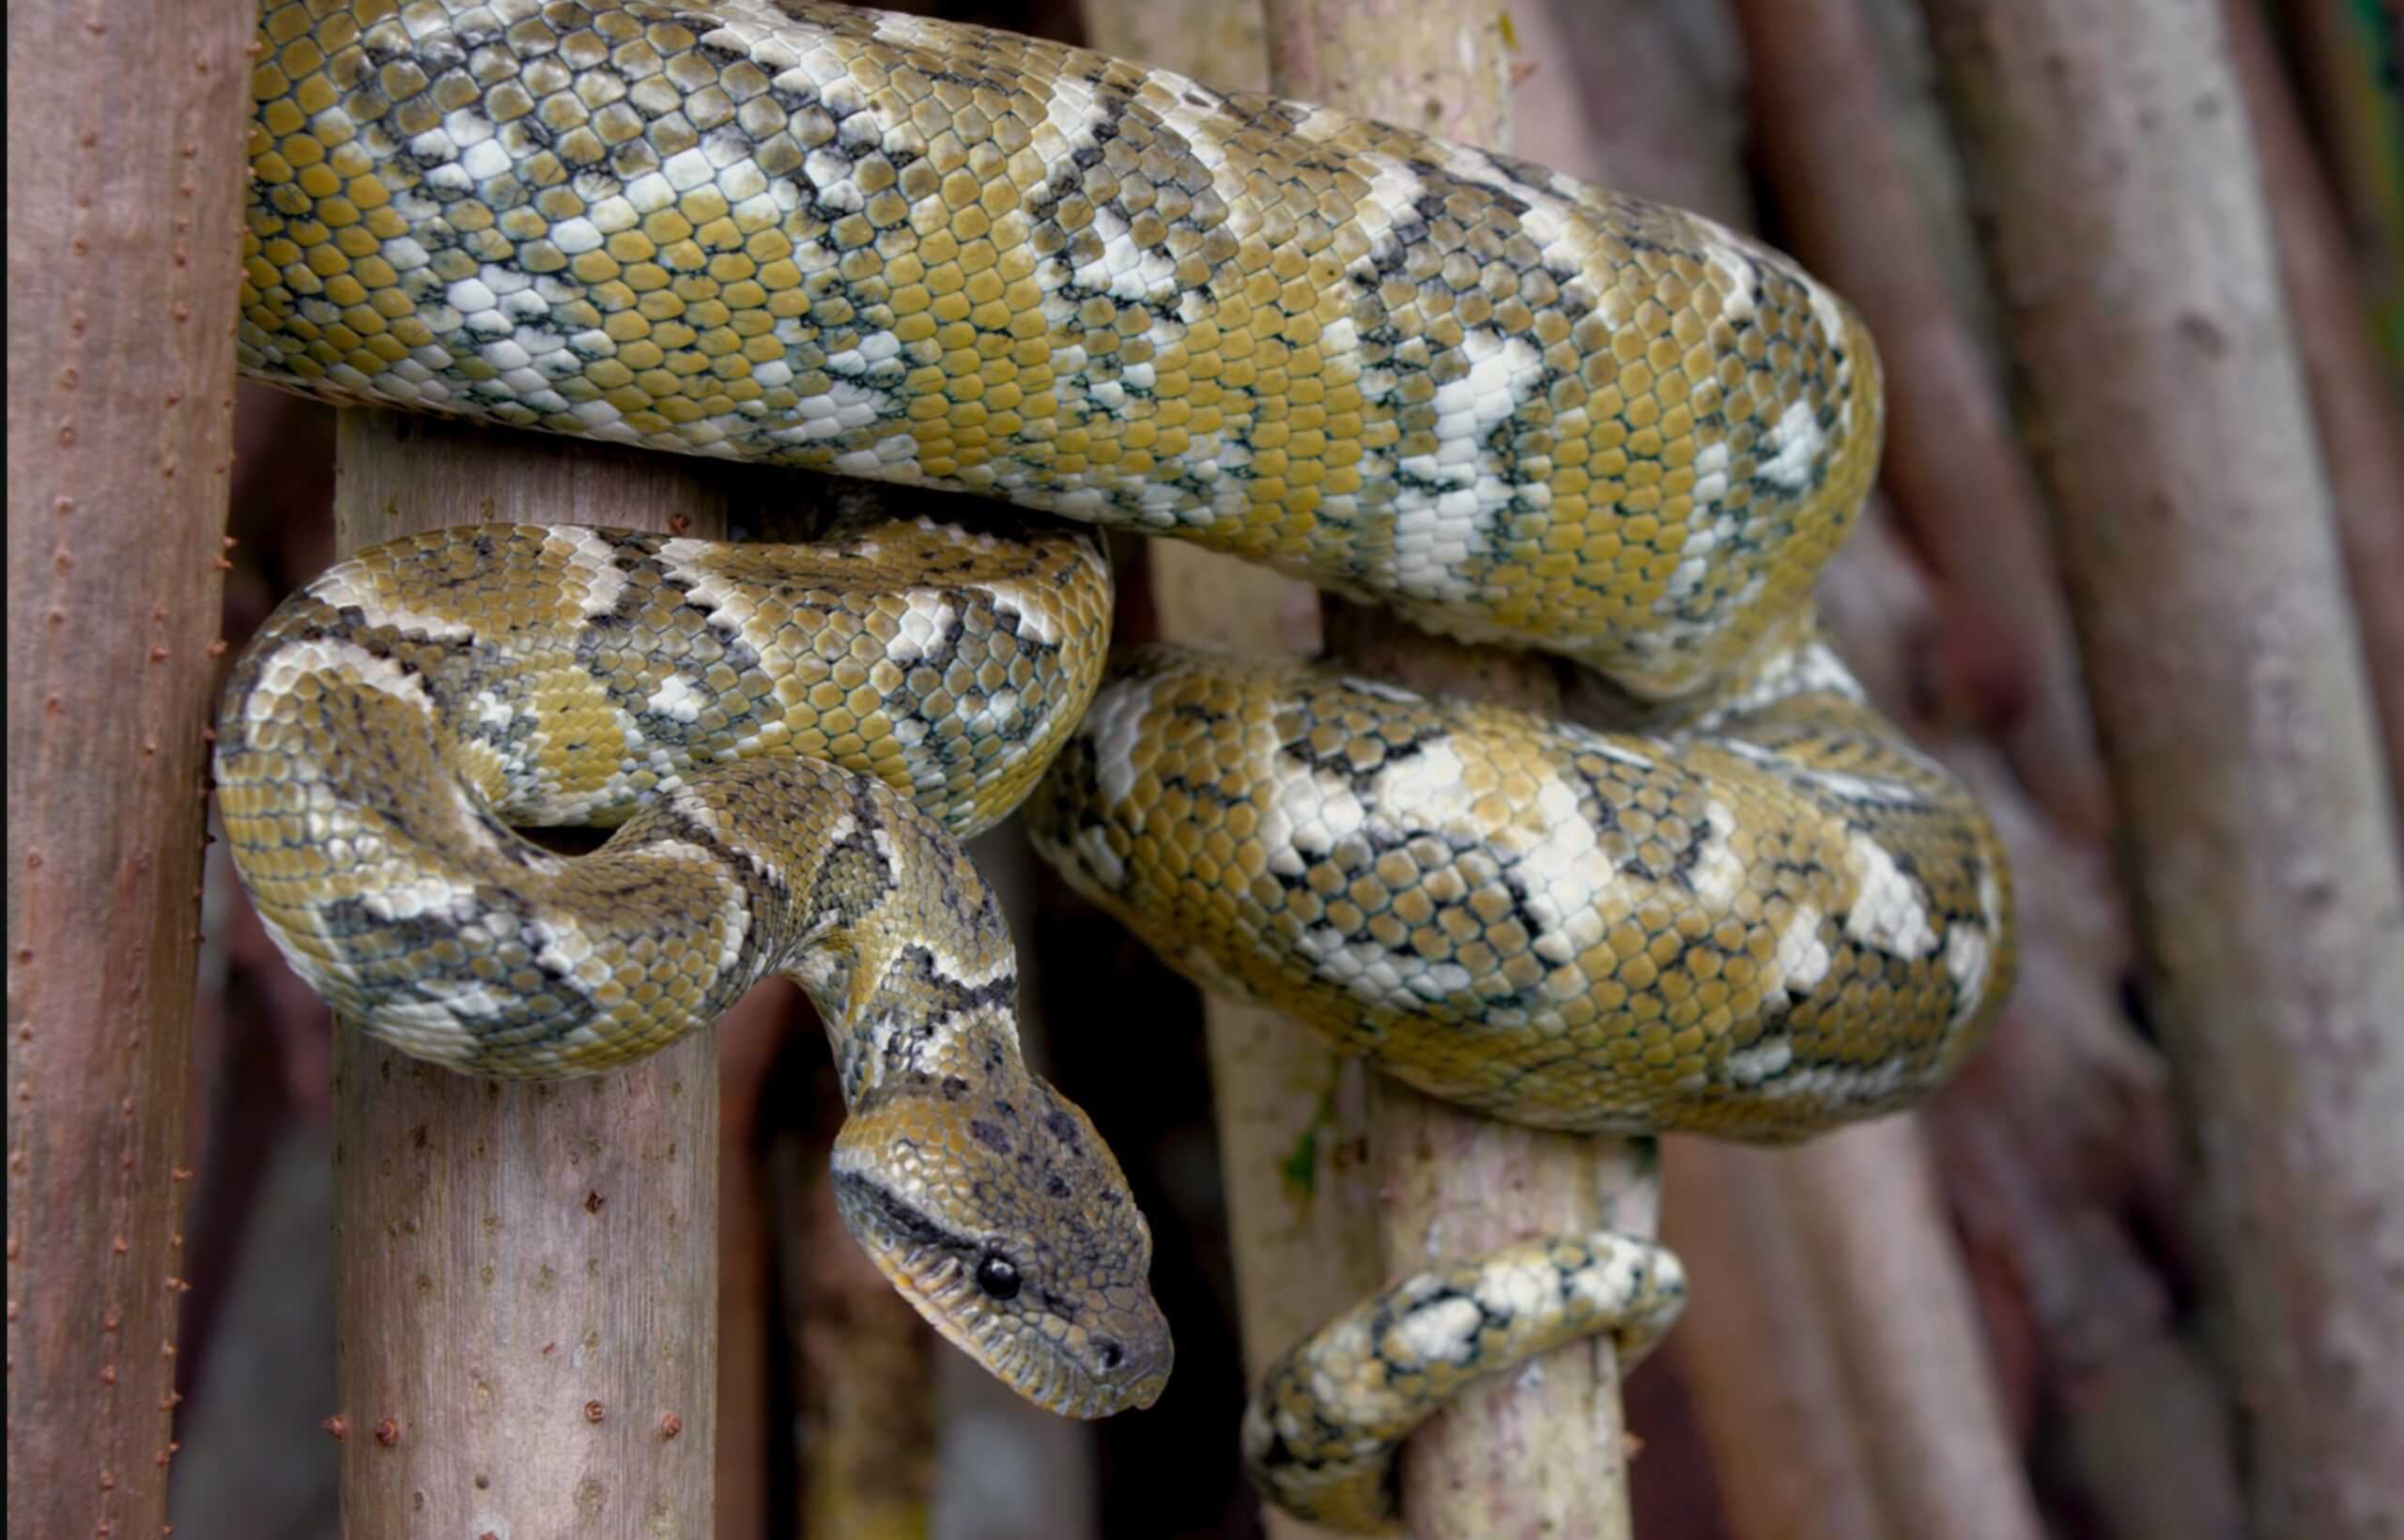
[6,0,252,1533]
[1918,1,2404,1530]
[1727,0,2110,840]
[2221,0,2404,812]
[1074,5,1379,1537]
[1261,4,1656,1534]
[327,413,732,1536]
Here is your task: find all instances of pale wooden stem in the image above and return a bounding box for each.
[1917,1,2404,1531]
[1822,509,2240,1540]
[5,0,251,1532]
[1524,2,2058,1530]
[2272,0,2404,381]
[2221,0,2404,811]
[1777,1119,2042,1540]
[328,412,731,1536]
[1259,4,1657,1534]
[1727,0,2110,840]
[1075,3,1379,1538]
[1661,1144,1892,1540]
[716,983,797,1540]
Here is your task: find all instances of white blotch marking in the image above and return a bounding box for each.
[1084,675,1162,807]
[248,639,435,724]
[1750,1055,1909,1106]
[1705,240,1760,321]
[1756,395,1826,493]
[1843,831,1936,958]
[358,873,484,926]
[1568,1244,1654,1314]
[1686,799,1746,910]
[1770,903,1830,996]
[1391,1296,1482,1367]
[557,526,630,618]
[645,673,703,724]
[1505,773,1618,957]
[1295,927,1473,1013]
[1391,331,1543,603]
[1267,772,1366,870]
[1696,647,1872,734]
[978,578,1061,645]
[1343,676,1424,707]
[887,593,957,664]
[307,572,475,645]
[1946,868,2005,1024]
[1472,1255,1555,1326]
[1071,824,1125,888]
[1721,1036,1794,1087]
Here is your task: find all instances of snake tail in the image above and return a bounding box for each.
[1241,1232,1687,1531]
[214,509,1169,1413]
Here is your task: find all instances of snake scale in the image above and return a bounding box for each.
[216,0,2014,1527]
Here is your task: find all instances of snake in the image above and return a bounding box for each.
[216,0,2015,1529]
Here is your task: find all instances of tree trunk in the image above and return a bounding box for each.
[1918,1,2404,1531]
[327,412,732,1536]
[6,0,251,1532]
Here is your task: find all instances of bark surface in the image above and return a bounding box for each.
[328,413,734,1537]
[6,1,252,1532]
[1919,2,2404,1531]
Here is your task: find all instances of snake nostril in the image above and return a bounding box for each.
[1093,1336,1124,1374]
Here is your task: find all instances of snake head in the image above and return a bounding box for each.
[830,1071,1173,1419]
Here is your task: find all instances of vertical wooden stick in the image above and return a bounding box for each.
[328,413,732,1536]
[1075,4,1380,1536]
[1727,0,2111,840]
[2221,0,2404,809]
[1918,1,2404,1531]
[1261,5,1656,1534]
[6,0,251,1533]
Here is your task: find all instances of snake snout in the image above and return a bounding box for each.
[1077,1299,1175,1414]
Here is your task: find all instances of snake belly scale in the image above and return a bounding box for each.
[221,0,2015,1529]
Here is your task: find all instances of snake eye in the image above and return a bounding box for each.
[975,1253,1021,1301]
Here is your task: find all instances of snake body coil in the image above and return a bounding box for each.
[222,0,2014,1528]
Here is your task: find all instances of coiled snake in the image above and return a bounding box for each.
[217,0,2014,1527]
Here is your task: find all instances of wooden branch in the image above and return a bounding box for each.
[1826,510,2244,1540]
[1916,2,2404,1532]
[328,412,732,1536]
[1778,1119,2042,1540]
[1525,6,2053,1528]
[768,1032,936,1539]
[2222,0,2404,810]
[1076,4,1376,1537]
[1079,0,1269,90]
[1728,0,2110,840]
[5,0,251,1532]
[1666,528,2054,1540]
[2272,0,2404,379]
[1256,5,1665,1534]
[1663,1144,1893,1540]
